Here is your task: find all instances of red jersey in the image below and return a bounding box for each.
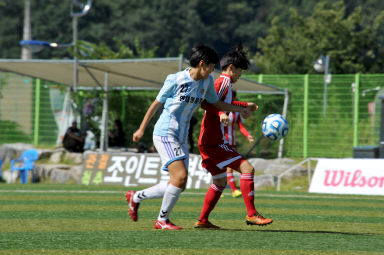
[225,112,250,146]
[199,74,248,146]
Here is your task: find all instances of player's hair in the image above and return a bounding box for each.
[189,44,219,67]
[220,44,250,71]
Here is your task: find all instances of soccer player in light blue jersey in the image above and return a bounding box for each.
[125,44,251,230]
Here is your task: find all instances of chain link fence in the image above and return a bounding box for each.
[246,74,383,158]
[1,72,383,158]
[0,73,65,146]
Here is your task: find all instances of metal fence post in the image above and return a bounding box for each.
[257,74,263,157]
[303,74,309,158]
[278,88,289,158]
[353,73,360,147]
[380,95,384,158]
[122,86,126,124]
[100,72,109,151]
[179,54,184,71]
[33,78,41,146]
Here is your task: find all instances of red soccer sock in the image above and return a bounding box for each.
[227,172,238,192]
[240,173,257,217]
[198,184,224,223]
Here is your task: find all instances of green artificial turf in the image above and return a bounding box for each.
[0,184,383,255]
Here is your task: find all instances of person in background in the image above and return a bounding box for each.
[108,119,125,147]
[81,98,95,133]
[0,159,5,183]
[62,121,85,153]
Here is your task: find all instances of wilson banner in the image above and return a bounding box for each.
[309,158,384,195]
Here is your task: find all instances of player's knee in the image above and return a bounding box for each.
[174,173,188,186]
[240,160,254,174]
[213,177,227,187]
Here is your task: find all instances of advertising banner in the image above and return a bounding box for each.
[81,152,212,189]
[309,158,384,195]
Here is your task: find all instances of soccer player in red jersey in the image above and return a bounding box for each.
[223,91,255,198]
[194,45,273,229]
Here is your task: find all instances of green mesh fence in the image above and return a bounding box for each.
[246,74,383,158]
[1,72,383,159]
[0,73,66,147]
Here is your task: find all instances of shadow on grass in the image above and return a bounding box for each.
[216,228,379,236]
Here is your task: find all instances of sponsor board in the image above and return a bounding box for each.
[309,158,384,195]
[81,152,212,188]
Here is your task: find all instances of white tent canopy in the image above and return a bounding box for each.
[0,57,288,155]
[0,58,284,93]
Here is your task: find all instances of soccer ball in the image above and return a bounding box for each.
[262,114,289,141]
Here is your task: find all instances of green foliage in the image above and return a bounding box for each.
[123,91,158,148]
[0,1,24,58]
[69,38,157,59]
[254,1,384,74]
[2,0,384,73]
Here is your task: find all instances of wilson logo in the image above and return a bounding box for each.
[324,170,384,188]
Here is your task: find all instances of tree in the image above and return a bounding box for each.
[70,38,157,59]
[0,0,315,59]
[0,1,23,58]
[254,1,384,74]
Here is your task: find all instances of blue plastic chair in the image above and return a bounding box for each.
[10,149,39,184]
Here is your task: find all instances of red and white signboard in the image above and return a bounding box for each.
[309,159,384,196]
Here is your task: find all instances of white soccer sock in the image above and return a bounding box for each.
[133,182,167,203]
[157,184,182,221]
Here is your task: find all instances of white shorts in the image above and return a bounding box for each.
[153,135,189,171]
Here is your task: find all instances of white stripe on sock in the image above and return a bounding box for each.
[133,182,168,203]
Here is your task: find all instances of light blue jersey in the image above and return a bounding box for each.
[154,68,219,144]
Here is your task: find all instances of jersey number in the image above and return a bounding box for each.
[180,84,189,93]
[174,147,181,156]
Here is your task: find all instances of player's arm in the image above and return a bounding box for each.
[237,116,254,142]
[67,130,83,142]
[200,100,229,125]
[246,102,258,112]
[205,76,252,118]
[233,100,258,113]
[213,100,251,118]
[133,74,175,142]
[133,99,163,142]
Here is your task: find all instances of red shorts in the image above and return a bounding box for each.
[199,144,246,176]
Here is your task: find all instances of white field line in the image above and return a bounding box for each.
[0,189,383,201]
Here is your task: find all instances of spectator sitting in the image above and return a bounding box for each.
[108,119,125,147]
[63,121,85,153]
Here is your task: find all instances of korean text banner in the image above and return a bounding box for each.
[81,152,212,189]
